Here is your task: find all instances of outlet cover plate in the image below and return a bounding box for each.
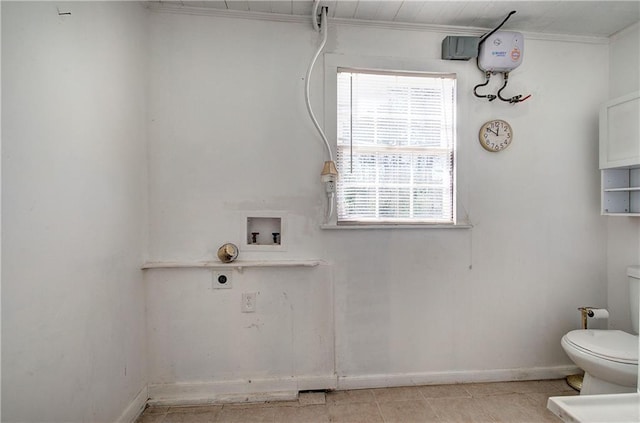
[241,292,257,312]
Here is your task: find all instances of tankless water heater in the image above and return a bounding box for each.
[478,31,523,72]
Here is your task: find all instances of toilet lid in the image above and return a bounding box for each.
[565,330,638,364]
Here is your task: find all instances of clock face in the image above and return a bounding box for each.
[479,120,513,152]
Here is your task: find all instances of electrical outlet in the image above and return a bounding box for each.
[241,292,257,313]
[325,180,336,193]
[213,271,232,289]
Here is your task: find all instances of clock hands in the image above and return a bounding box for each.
[486,127,498,136]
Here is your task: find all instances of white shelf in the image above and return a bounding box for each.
[321,223,473,230]
[142,259,323,272]
[601,168,640,215]
[604,186,640,192]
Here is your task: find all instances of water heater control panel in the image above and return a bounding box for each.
[478,31,523,72]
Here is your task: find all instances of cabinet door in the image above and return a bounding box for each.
[599,91,640,169]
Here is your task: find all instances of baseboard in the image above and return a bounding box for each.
[144,366,579,406]
[337,365,581,390]
[148,375,337,406]
[116,385,149,423]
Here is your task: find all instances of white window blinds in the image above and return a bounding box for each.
[336,69,456,224]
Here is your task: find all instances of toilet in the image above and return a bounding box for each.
[561,265,640,395]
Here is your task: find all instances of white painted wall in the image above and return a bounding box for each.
[2,2,148,422]
[2,3,629,416]
[146,12,337,400]
[146,9,609,398]
[606,22,640,333]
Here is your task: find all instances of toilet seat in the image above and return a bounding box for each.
[564,330,638,365]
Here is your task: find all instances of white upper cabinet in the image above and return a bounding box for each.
[599,91,640,169]
[600,91,640,216]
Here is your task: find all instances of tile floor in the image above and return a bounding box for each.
[136,379,578,423]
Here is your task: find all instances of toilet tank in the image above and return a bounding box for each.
[629,265,640,334]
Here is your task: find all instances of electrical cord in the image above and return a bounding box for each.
[305,4,337,223]
[304,5,333,162]
[478,10,517,46]
[311,0,320,32]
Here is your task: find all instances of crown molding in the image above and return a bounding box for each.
[330,16,608,44]
[610,20,640,41]
[147,2,308,25]
[147,3,609,45]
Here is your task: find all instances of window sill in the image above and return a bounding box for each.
[320,223,473,230]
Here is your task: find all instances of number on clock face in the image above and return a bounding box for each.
[479,120,513,152]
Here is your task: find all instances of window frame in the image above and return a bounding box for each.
[323,54,466,229]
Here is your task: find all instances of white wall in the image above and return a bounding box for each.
[606,22,640,332]
[146,9,609,399]
[146,12,337,401]
[326,25,608,380]
[2,2,626,417]
[2,2,148,422]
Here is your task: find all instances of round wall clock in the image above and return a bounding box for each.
[479,119,513,152]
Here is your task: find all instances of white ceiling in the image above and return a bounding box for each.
[154,1,640,37]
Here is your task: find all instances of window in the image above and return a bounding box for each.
[336,69,456,224]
